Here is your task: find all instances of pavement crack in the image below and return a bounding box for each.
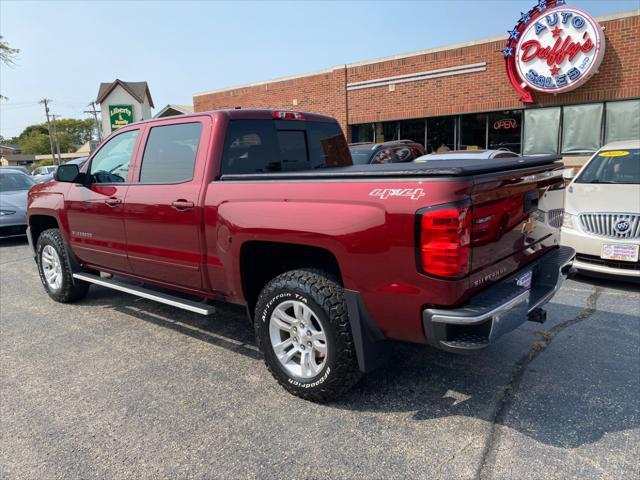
[475,286,602,480]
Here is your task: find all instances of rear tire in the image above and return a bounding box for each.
[36,228,89,303]
[254,269,361,402]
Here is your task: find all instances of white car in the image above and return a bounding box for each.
[31,165,58,183]
[561,140,640,279]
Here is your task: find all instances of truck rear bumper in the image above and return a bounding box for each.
[422,246,575,354]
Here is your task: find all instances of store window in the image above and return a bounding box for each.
[605,100,640,144]
[488,110,522,154]
[523,107,561,155]
[426,116,456,153]
[351,123,374,143]
[375,122,399,143]
[562,103,603,154]
[459,114,487,150]
[399,119,426,146]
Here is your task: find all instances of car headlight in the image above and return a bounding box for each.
[0,210,17,216]
[562,212,575,229]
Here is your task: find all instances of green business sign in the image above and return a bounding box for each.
[109,104,134,131]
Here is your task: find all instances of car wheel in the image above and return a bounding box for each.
[36,228,89,303]
[254,269,361,402]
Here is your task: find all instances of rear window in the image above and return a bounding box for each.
[139,123,202,183]
[575,149,639,184]
[220,120,351,175]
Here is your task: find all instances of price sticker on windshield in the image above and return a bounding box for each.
[599,151,629,157]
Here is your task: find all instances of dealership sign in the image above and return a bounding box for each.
[503,0,605,103]
[109,104,134,131]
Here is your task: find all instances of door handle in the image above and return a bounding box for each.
[171,200,195,210]
[104,197,122,207]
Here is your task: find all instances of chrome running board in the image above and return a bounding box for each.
[72,273,215,315]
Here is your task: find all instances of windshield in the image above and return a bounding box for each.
[349,149,372,165]
[0,172,36,192]
[575,149,639,184]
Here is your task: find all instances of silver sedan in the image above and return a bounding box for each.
[0,169,36,239]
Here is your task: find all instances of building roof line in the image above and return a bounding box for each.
[192,9,638,98]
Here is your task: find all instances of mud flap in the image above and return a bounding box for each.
[344,289,389,373]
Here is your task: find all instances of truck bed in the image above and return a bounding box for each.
[220,154,562,180]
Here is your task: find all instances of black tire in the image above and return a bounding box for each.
[36,228,89,303]
[254,269,361,402]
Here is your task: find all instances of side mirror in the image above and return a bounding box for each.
[55,164,81,183]
[562,168,575,180]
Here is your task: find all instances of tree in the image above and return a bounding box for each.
[0,36,19,66]
[20,132,52,155]
[12,118,89,155]
[0,36,19,100]
[52,118,94,145]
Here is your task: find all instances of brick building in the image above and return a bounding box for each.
[194,9,639,165]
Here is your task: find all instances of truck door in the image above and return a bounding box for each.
[65,128,140,272]
[123,117,210,291]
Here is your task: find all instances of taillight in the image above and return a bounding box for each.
[273,111,305,120]
[417,201,471,278]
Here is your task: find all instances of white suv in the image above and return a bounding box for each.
[561,140,640,279]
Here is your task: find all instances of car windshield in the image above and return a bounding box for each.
[575,149,640,184]
[0,172,36,192]
[349,149,372,165]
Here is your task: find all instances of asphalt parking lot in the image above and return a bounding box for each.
[1,238,639,479]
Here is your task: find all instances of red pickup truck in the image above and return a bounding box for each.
[27,109,574,401]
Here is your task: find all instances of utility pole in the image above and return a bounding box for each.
[50,114,63,165]
[39,99,57,164]
[84,101,102,142]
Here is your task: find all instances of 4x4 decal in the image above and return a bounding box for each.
[369,188,426,200]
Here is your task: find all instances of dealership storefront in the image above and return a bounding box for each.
[194,5,639,165]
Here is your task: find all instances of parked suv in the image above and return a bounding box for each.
[28,109,573,401]
[561,140,640,279]
[349,140,424,164]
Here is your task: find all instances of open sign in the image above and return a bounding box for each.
[493,119,517,130]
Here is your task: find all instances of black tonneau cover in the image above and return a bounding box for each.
[220,155,562,181]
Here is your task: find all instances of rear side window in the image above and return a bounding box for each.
[221,119,351,175]
[138,123,202,183]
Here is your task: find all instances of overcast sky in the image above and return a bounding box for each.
[1,0,637,139]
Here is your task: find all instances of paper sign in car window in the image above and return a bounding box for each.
[599,150,629,157]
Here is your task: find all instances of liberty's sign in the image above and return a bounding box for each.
[503,0,605,103]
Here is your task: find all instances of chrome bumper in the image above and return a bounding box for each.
[422,246,575,353]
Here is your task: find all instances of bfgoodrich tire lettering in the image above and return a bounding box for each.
[255,269,361,402]
[36,228,89,303]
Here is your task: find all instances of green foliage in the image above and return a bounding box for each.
[12,118,94,155]
[20,132,52,155]
[53,118,94,145]
[35,159,55,167]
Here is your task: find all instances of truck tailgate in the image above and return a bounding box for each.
[469,165,565,292]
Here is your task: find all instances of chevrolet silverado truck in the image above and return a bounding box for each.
[27,109,574,402]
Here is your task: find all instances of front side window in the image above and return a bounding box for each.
[576,149,640,184]
[89,129,139,183]
[138,123,202,183]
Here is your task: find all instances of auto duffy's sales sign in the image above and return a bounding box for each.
[109,105,134,131]
[503,0,606,103]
